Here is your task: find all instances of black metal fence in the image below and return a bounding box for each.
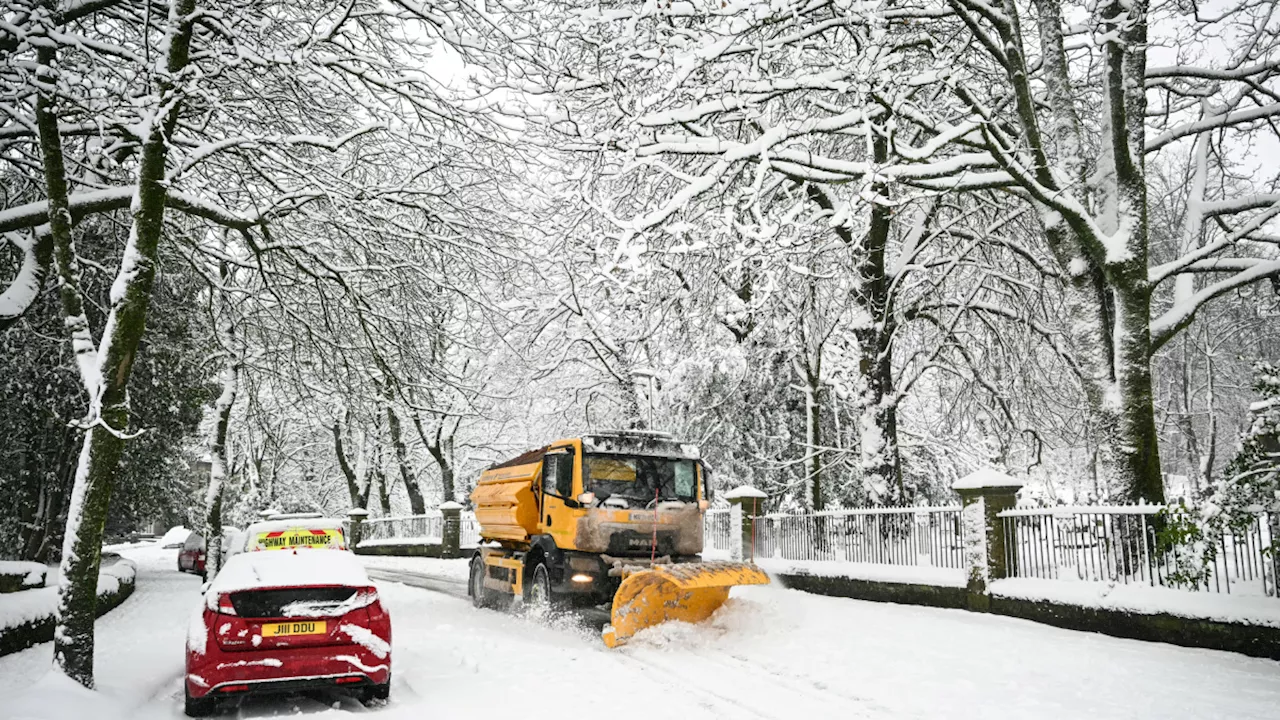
[749,507,965,568]
[357,512,481,547]
[1000,506,1279,596]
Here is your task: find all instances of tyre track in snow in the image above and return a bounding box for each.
[368,564,876,719]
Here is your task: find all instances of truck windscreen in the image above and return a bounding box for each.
[583,454,697,504]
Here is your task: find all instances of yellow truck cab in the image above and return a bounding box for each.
[468,430,768,646]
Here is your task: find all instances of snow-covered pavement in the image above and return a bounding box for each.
[4,544,1280,719]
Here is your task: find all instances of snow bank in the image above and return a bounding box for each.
[3,670,130,720]
[756,559,968,588]
[991,577,1280,628]
[209,548,370,593]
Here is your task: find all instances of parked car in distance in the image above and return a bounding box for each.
[184,519,387,716]
[177,527,242,580]
[161,526,193,549]
[177,532,205,577]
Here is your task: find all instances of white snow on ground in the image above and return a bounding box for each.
[355,554,471,582]
[0,558,136,632]
[4,545,1280,719]
[992,577,1280,627]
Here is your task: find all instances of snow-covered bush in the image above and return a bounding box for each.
[1214,363,1280,518]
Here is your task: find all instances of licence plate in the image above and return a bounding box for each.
[262,621,326,637]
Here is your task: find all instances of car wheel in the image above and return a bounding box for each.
[360,682,391,704]
[183,688,216,717]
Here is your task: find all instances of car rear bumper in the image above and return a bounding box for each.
[187,645,390,699]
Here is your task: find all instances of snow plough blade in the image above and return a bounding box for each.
[601,561,769,648]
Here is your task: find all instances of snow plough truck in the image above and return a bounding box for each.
[467,430,769,646]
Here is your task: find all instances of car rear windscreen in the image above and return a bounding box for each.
[230,587,358,618]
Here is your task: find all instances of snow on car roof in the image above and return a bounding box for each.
[209,548,370,594]
[159,526,192,546]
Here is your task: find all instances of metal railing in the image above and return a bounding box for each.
[357,511,481,547]
[703,509,731,553]
[460,513,480,548]
[1000,506,1279,596]
[751,507,965,568]
[359,513,444,543]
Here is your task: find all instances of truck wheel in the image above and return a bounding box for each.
[527,562,560,612]
[469,556,493,609]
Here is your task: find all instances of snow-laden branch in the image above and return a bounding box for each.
[1147,105,1280,153]
[1151,259,1280,350]
[1149,199,1280,285]
[167,124,386,182]
[0,186,300,234]
[0,231,44,324]
[0,188,134,234]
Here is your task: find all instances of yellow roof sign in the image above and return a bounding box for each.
[252,527,345,551]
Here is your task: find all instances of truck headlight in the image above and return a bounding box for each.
[570,574,593,583]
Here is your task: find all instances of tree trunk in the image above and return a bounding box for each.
[205,327,238,580]
[1098,0,1163,503]
[51,0,199,687]
[385,404,425,514]
[413,413,457,504]
[854,133,904,503]
[424,439,456,505]
[375,468,392,515]
[333,420,365,509]
[800,360,823,511]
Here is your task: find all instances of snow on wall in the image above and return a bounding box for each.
[991,578,1280,628]
[756,559,968,588]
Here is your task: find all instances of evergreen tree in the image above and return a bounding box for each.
[1216,363,1280,517]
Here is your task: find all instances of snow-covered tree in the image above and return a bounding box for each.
[1214,362,1280,517]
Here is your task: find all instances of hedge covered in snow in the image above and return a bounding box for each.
[0,561,48,594]
[0,558,137,657]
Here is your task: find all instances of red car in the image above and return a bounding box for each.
[179,527,241,580]
[184,519,390,716]
[178,531,207,578]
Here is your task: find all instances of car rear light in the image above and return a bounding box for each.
[220,684,249,693]
[206,592,237,616]
[335,676,363,684]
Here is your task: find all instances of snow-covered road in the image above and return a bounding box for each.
[4,544,1280,720]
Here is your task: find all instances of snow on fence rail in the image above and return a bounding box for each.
[1000,506,1279,597]
[356,511,480,547]
[751,507,965,569]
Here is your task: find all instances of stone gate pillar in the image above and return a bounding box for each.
[953,469,1023,610]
